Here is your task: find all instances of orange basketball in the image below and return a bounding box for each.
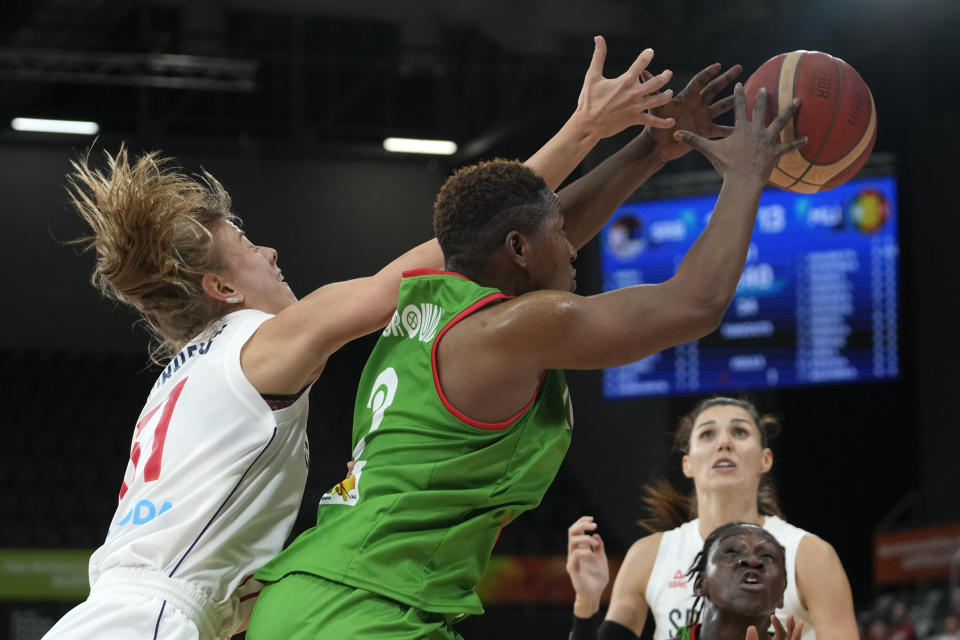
[744,50,877,193]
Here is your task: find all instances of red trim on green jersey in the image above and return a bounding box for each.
[431,292,546,430]
[402,268,469,279]
[493,511,512,547]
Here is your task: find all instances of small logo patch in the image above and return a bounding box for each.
[668,569,688,588]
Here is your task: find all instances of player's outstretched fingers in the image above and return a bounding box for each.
[701,63,742,102]
[771,614,803,640]
[771,615,786,639]
[626,48,656,81]
[636,97,676,129]
[586,36,608,80]
[792,621,804,640]
[777,136,809,156]
[674,129,722,171]
[769,98,801,136]
[752,87,769,124]
[709,95,736,119]
[673,130,710,153]
[638,68,673,94]
[685,62,722,96]
[733,82,748,123]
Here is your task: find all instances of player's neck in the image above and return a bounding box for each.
[698,603,770,640]
[695,490,763,539]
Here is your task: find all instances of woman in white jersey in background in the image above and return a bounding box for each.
[43,36,711,640]
[566,397,858,640]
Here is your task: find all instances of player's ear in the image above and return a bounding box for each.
[505,231,528,267]
[760,448,773,474]
[202,272,240,305]
[693,573,705,597]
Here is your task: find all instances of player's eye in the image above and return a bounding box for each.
[699,429,714,439]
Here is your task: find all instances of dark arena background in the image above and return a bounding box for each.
[1,1,958,638]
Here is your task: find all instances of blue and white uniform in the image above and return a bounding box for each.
[45,310,310,640]
[645,516,815,640]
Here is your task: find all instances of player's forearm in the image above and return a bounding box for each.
[558,130,664,250]
[671,172,765,309]
[374,238,445,282]
[525,110,602,192]
[366,237,445,325]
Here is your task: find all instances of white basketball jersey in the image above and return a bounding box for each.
[85,309,310,637]
[644,516,814,640]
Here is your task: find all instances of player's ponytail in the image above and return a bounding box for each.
[638,475,692,533]
[67,145,237,363]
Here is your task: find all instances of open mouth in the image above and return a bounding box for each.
[713,458,736,470]
[740,570,765,591]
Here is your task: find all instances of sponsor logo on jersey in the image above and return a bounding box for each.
[320,460,367,506]
[382,303,444,342]
[107,498,173,537]
[668,569,688,588]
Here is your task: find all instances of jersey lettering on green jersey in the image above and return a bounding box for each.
[382,303,445,342]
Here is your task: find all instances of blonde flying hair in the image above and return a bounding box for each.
[68,145,239,364]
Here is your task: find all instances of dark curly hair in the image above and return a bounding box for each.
[433,159,557,279]
[685,522,787,627]
[638,396,784,533]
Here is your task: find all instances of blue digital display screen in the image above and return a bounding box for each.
[600,175,899,399]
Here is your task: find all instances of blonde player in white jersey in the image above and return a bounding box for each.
[43,36,707,640]
[566,397,858,640]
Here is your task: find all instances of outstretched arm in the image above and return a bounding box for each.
[449,84,806,407]
[560,62,742,250]
[241,238,444,395]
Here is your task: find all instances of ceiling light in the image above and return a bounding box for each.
[11,117,100,135]
[383,137,457,155]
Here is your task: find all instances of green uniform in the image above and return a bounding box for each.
[676,624,701,640]
[251,270,573,636]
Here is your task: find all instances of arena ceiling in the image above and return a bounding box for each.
[0,0,955,162]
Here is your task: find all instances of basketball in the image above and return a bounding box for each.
[744,50,877,193]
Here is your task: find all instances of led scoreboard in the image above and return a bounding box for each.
[600,175,899,399]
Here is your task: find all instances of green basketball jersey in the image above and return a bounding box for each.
[256,270,574,615]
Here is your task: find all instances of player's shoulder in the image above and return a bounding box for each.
[796,530,838,559]
[623,531,665,572]
[610,530,666,598]
[764,515,813,546]
[475,288,585,328]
